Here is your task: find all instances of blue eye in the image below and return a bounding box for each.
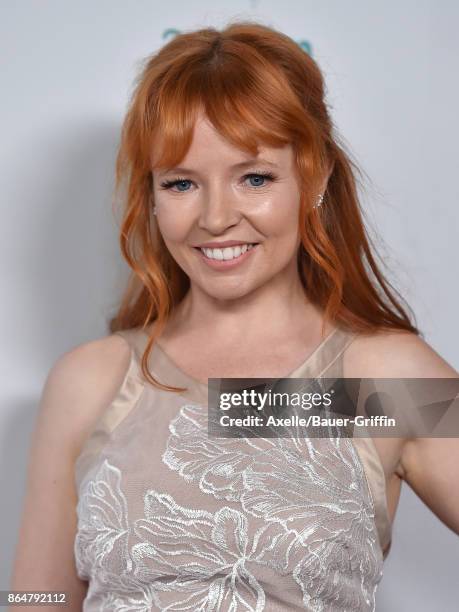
[244,172,275,188]
[159,171,277,193]
[160,178,192,192]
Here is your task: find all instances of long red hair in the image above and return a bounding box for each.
[109,20,420,392]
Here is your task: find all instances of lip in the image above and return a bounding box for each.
[193,243,259,270]
[193,240,259,248]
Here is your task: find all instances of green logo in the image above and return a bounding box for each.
[162,29,313,56]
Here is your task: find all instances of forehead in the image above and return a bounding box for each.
[153,111,294,174]
[191,114,291,162]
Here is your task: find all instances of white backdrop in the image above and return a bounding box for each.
[1,1,458,609]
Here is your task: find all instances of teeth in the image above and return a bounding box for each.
[200,243,256,260]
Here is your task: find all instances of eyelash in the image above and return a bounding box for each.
[159,171,277,192]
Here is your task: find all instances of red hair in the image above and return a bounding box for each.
[109,20,420,392]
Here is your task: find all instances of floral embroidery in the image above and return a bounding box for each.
[75,459,131,577]
[162,403,383,609]
[131,491,299,611]
[75,460,157,610]
[75,402,383,610]
[76,460,302,611]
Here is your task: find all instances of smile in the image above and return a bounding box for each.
[198,243,257,261]
[193,243,259,270]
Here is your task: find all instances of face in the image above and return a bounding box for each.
[151,111,303,300]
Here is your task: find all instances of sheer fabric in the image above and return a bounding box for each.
[74,325,392,611]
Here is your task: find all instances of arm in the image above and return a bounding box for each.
[394,334,459,535]
[358,331,459,535]
[9,334,132,612]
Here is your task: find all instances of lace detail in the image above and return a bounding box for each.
[75,458,311,611]
[75,460,156,610]
[162,403,383,610]
[75,402,383,611]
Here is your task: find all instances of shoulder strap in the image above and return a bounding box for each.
[74,329,146,490]
[293,327,358,379]
[319,327,359,378]
[113,326,150,364]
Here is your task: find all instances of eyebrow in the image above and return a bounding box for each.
[156,158,280,176]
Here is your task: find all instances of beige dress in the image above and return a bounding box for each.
[74,325,392,611]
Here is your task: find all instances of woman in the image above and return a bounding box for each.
[10,20,458,611]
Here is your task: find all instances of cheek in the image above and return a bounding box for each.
[155,201,193,243]
[255,188,301,239]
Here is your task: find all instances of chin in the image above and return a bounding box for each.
[199,277,267,301]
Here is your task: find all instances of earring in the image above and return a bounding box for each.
[313,193,324,209]
[153,205,157,216]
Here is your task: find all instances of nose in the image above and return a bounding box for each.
[197,182,241,233]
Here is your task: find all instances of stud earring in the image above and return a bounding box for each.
[313,193,324,209]
[153,205,157,215]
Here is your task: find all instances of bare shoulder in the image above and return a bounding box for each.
[43,333,132,454]
[344,328,458,378]
[50,333,132,401]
